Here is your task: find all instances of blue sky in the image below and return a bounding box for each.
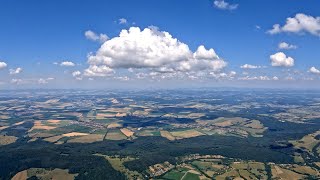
[0,0,320,89]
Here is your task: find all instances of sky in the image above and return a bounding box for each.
[0,0,320,89]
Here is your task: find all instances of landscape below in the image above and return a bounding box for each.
[1,89,320,179]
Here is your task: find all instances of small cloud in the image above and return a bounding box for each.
[0,62,7,70]
[72,71,81,77]
[38,77,54,84]
[240,64,262,69]
[84,65,114,77]
[114,76,130,81]
[60,61,75,67]
[239,76,272,81]
[213,0,238,10]
[38,78,48,84]
[270,52,294,67]
[119,18,127,24]
[255,25,261,30]
[267,24,281,34]
[272,76,279,80]
[9,67,22,75]
[85,30,109,43]
[285,76,295,81]
[278,42,297,50]
[309,66,320,75]
[72,71,82,80]
[11,78,22,84]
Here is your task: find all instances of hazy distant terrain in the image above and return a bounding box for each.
[1,89,320,179]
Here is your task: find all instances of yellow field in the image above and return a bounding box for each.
[244,120,264,129]
[292,165,319,176]
[0,126,9,130]
[107,123,123,128]
[13,121,25,126]
[67,134,104,143]
[214,120,234,127]
[12,170,27,180]
[29,120,56,131]
[136,130,156,136]
[43,135,64,143]
[0,135,17,145]
[160,130,176,141]
[290,130,320,153]
[187,113,205,118]
[29,132,54,138]
[47,119,61,124]
[120,128,134,137]
[105,130,127,140]
[271,165,305,180]
[96,113,114,118]
[0,115,10,119]
[231,162,248,169]
[171,129,204,139]
[62,132,89,137]
[213,117,247,127]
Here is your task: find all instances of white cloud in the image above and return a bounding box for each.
[60,61,75,67]
[268,24,281,34]
[270,52,294,67]
[239,76,275,81]
[285,76,295,81]
[72,71,81,77]
[9,67,22,75]
[84,65,114,77]
[278,42,297,50]
[193,45,219,59]
[309,66,320,74]
[0,62,7,69]
[114,76,130,81]
[210,71,236,80]
[72,71,82,80]
[240,64,262,69]
[85,27,227,77]
[177,45,226,72]
[268,13,320,36]
[88,27,191,69]
[119,18,127,24]
[11,79,22,84]
[85,30,109,43]
[38,77,54,84]
[213,0,238,10]
[38,78,48,84]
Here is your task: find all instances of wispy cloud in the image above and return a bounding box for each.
[213,0,238,10]
[60,61,75,67]
[118,18,127,24]
[278,42,297,50]
[85,30,108,43]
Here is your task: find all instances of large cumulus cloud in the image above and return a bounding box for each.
[84,27,227,78]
